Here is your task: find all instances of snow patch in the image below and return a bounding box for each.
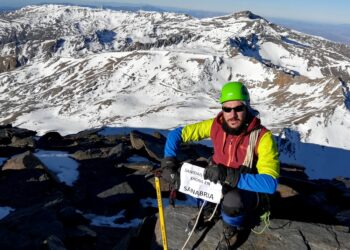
[84,210,142,228]
[0,207,15,220]
[34,150,79,186]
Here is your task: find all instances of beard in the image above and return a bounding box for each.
[222,118,246,135]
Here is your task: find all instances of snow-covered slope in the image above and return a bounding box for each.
[1,5,350,178]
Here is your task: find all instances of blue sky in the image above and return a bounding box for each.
[1,0,350,24]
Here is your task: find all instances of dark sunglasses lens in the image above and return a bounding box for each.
[222,105,245,113]
[222,107,232,112]
[234,105,245,112]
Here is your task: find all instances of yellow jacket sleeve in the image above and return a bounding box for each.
[256,131,280,178]
[181,119,214,143]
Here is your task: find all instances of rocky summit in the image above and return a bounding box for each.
[0,124,349,249]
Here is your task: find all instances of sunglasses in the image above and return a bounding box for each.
[222,105,245,113]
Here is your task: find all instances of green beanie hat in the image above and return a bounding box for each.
[219,81,250,104]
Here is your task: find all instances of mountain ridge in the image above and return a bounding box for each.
[0,4,350,153]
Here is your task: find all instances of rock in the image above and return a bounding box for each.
[108,143,131,160]
[0,206,65,249]
[117,161,154,173]
[66,128,103,139]
[0,124,12,129]
[72,147,113,161]
[242,219,350,250]
[330,177,350,206]
[130,130,165,161]
[0,126,36,145]
[10,135,36,148]
[42,235,67,250]
[0,56,17,73]
[2,151,47,170]
[280,163,309,180]
[0,128,12,144]
[277,183,299,198]
[65,224,97,241]
[71,143,130,161]
[112,226,142,250]
[64,225,97,250]
[0,125,348,250]
[57,207,90,226]
[37,131,76,150]
[153,206,221,250]
[0,169,63,207]
[0,145,29,158]
[336,210,350,227]
[1,151,62,184]
[153,206,350,250]
[97,181,134,199]
[130,130,212,163]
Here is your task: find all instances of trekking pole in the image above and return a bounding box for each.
[155,175,168,250]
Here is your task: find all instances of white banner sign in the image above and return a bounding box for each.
[179,163,222,204]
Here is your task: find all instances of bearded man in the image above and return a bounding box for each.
[161,81,280,250]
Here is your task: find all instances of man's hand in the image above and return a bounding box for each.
[225,168,241,188]
[203,164,227,184]
[204,164,241,187]
[160,157,180,190]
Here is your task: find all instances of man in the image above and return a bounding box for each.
[161,81,280,250]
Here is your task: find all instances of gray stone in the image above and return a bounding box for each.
[97,181,134,199]
[0,126,37,145]
[117,161,154,173]
[57,207,90,226]
[2,151,47,170]
[71,143,129,161]
[244,220,350,250]
[0,206,65,249]
[112,226,143,250]
[0,56,17,73]
[10,135,36,148]
[37,131,77,150]
[336,210,350,227]
[154,206,221,250]
[130,130,165,161]
[153,207,350,250]
[277,183,299,198]
[66,225,97,238]
[2,151,60,183]
[42,235,67,250]
[0,129,11,144]
[71,147,113,161]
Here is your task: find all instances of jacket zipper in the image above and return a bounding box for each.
[227,136,235,166]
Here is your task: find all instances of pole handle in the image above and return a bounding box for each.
[155,176,168,250]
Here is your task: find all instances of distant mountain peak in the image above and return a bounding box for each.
[233,10,264,20]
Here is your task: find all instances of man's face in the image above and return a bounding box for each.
[222,100,247,130]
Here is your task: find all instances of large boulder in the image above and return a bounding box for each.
[130,130,166,161]
[0,126,37,145]
[153,206,350,250]
[9,135,36,148]
[130,130,212,162]
[2,151,46,171]
[37,131,77,151]
[71,143,131,161]
[0,205,65,249]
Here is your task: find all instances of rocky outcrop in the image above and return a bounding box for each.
[0,56,17,73]
[0,124,349,249]
[153,206,350,250]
